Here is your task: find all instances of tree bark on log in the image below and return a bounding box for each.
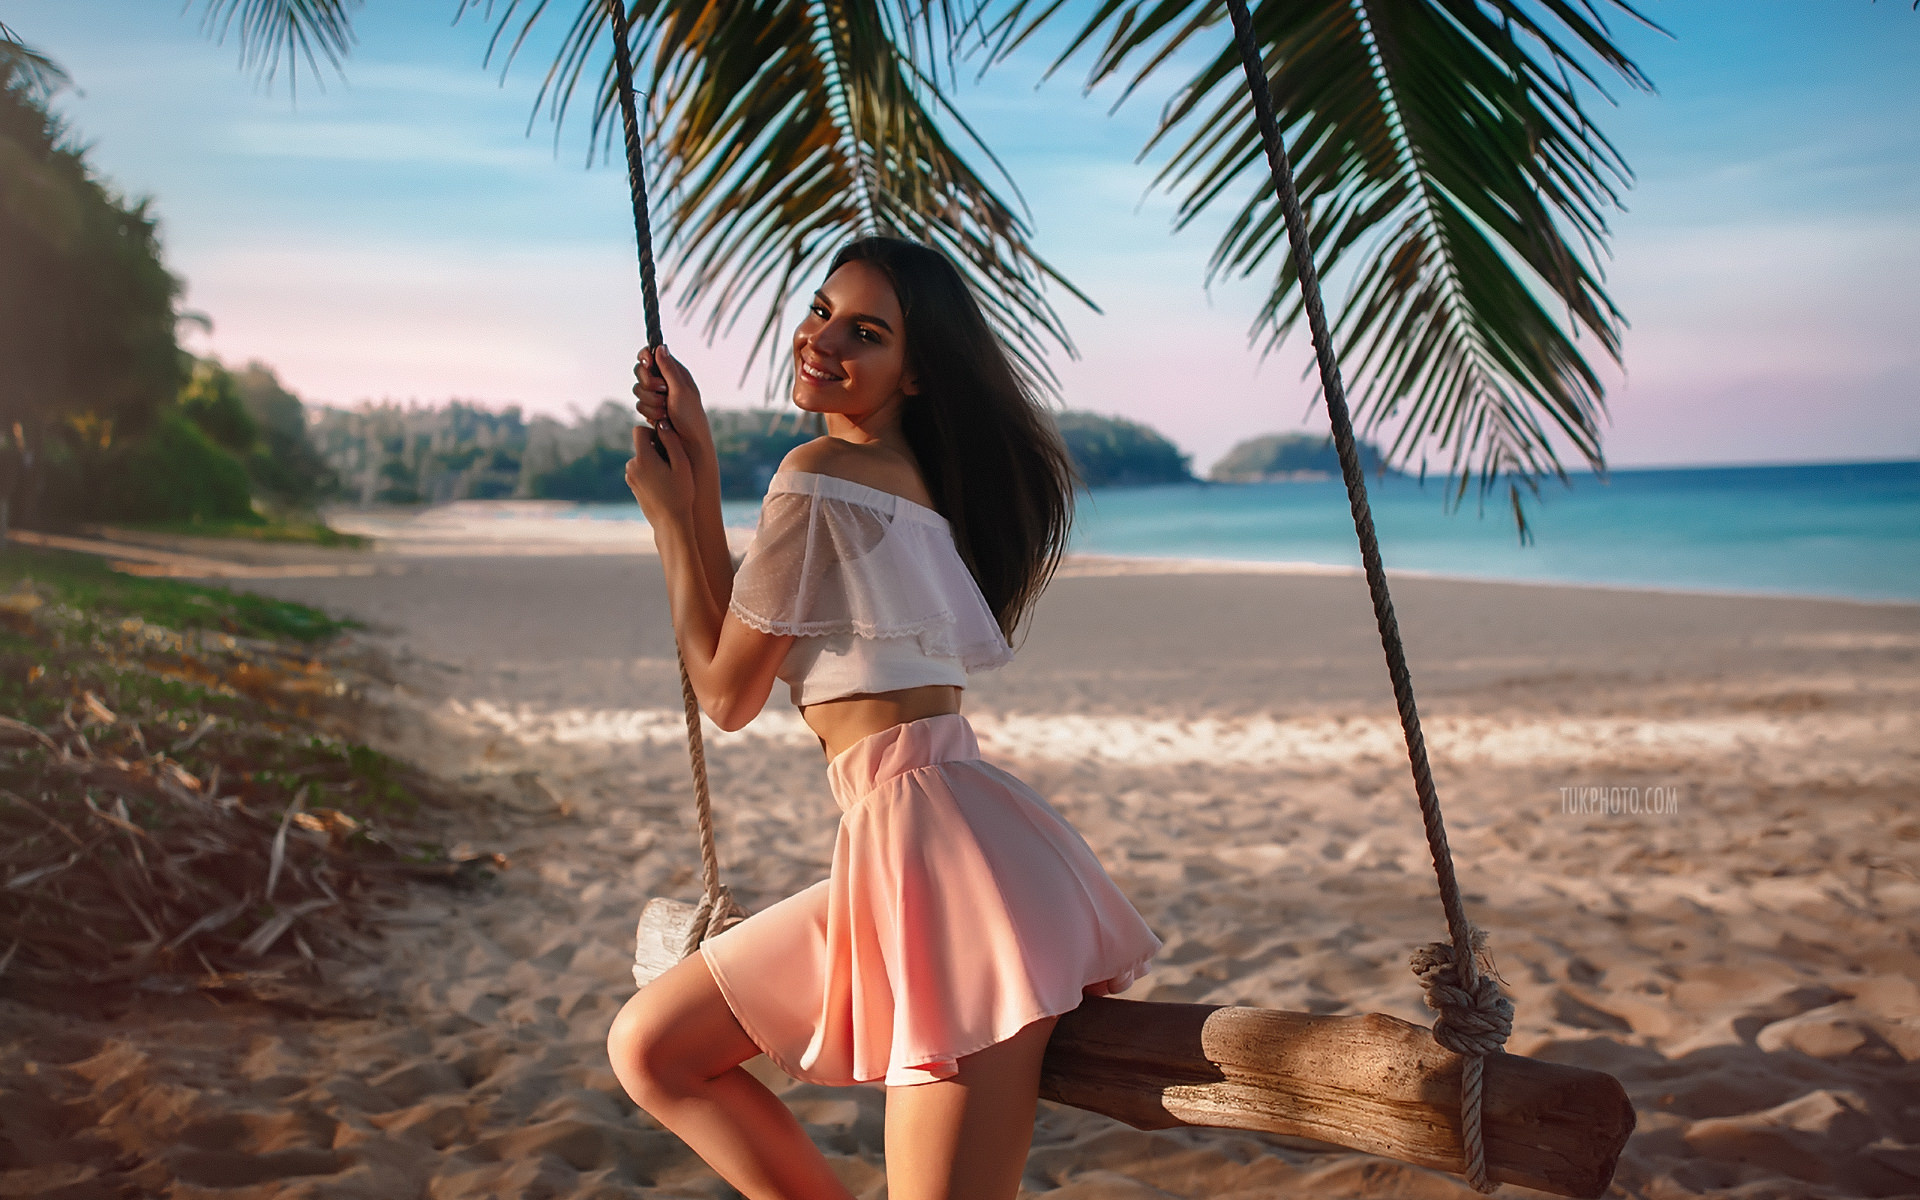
[1042,996,1633,1199]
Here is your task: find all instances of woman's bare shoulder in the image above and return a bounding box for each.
[777,436,856,476]
[778,438,935,509]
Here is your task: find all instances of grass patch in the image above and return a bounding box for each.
[0,550,406,823]
[0,630,424,822]
[105,517,371,549]
[0,547,484,995]
[1,545,357,642]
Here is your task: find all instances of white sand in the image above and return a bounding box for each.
[5,544,1918,1199]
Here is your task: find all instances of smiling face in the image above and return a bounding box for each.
[791,260,918,425]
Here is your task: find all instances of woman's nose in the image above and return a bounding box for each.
[804,325,840,356]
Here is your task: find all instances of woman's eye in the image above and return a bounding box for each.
[810,303,829,319]
[856,326,878,343]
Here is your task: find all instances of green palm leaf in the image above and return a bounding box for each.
[470,0,1094,391]
[1009,0,1658,514]
[191,0,361,89]
[0,21,72,98]
[184,0,1090,390]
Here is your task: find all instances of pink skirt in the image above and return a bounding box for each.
[699,713,1160,1087]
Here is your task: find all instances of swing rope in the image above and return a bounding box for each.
[605,0,741,956]
[1218,0,1513,1189]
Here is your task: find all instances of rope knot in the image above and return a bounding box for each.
[1410,928,1514,1058]
[678,886,748,959]
[1409,925,1514,1193]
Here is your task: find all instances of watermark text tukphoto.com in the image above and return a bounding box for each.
[1558,785,1682,817]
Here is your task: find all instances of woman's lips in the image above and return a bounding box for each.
[798,358,843,383]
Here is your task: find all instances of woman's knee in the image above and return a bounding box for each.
[607,989,688,1105]
[606,956,758,1107]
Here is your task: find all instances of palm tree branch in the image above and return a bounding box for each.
[1021,0,1654,507]
[0,23,72,97]
[471,0,1090,394]
[191,0,361,90]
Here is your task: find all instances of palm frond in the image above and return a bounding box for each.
[0,22,71,98]
[191,0,361,91]
[467,0,1094,393]
[1012,0,1659,509]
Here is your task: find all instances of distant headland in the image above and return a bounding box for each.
[1208,432,1397,483]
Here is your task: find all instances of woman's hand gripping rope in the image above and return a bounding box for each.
[626,345,707,523]
[633,345,714,458]
[626,419,697,524]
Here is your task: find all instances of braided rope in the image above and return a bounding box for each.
[605,0,733,953]
[606,0,662,343]
[676,658,743,955]
[1218,0,1511,1188]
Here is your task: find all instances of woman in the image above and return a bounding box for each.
[608,236,1160,1200]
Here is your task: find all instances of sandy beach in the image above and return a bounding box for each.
[4,528,1918,1199]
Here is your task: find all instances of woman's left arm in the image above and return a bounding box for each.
[626,423,792,732]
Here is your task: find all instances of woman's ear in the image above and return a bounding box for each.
[902,368,920,397]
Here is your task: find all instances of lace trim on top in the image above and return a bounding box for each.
[728,471,1014,672]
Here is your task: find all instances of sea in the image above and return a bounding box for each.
[625,460,1920,605]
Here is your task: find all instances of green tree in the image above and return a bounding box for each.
[67,411,257,524]
[179,358,259,454]
[709,410,821,498]
[230,360,336,506]
[531,408,818,501]
[181,1,1666,512]
[176,357,338,510]
[529,444,636,503]
[0,38,188,528]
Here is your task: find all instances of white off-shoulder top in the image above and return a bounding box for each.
[729,470,1014,706]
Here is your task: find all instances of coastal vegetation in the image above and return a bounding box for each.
[0,56,337,540]
[532,408,824,502]
[33,354,341,534]
[310,400,541,506]
[303,402,1194,503]
[0,53,184,533]
[301,399,789,504]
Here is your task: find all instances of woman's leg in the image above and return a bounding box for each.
[607,951,855,1200]
[882,1016,1059,1200]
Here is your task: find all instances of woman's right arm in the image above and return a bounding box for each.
[626,422,794,731]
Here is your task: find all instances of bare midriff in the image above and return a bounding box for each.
[800,684,963,762]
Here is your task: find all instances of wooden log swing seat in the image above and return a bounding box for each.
[601,1,1634,1194]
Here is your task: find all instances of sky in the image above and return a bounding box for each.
[8,0,1919,475]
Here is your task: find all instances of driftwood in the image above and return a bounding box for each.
[1042,996,1634,1200]
[631,896,745,986]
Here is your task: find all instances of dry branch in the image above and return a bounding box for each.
[1,691,494,993]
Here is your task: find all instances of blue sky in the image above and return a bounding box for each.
[10,1,1919,472]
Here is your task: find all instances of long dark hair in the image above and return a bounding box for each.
[826,236,1073,640]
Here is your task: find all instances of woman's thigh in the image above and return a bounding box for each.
[607,951,761,1096]
[883,1015,1058,1200]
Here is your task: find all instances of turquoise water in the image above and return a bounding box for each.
[581,460,1920,604]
